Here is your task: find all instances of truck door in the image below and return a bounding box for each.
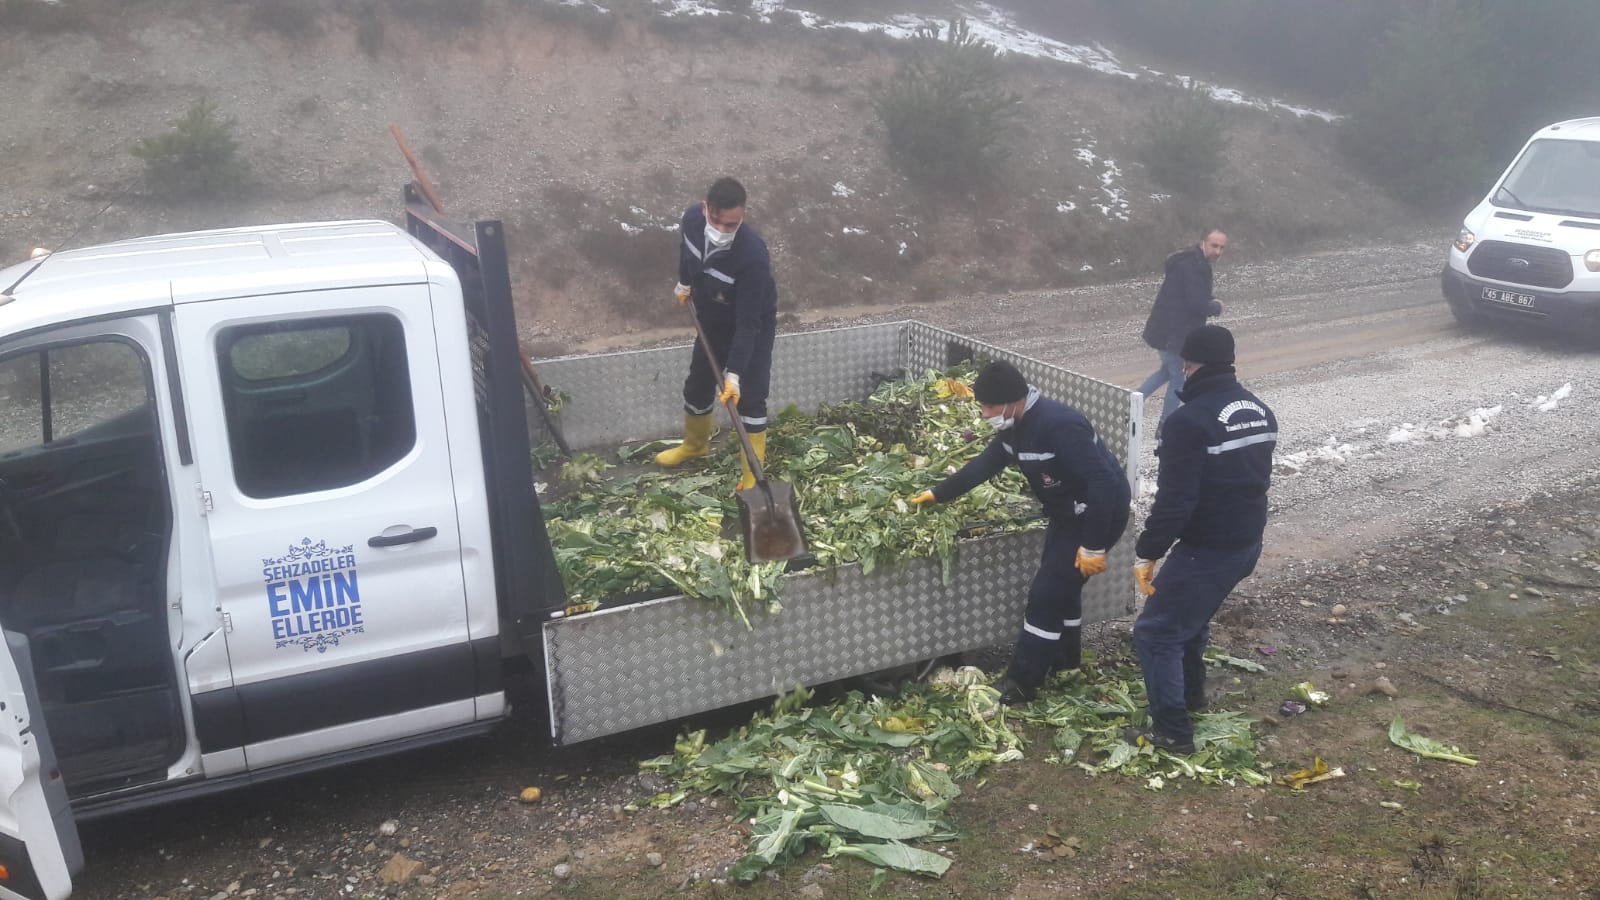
[0,631,82,900]
[173,286,477,769]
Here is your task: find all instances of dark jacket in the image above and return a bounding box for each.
[1141,245,1220,353]
[678,204,777,377]
[933,391,1131,551]
[1136,367,1276,560]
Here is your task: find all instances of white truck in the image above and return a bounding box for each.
[1442,117,1600,333]
[0,187,1138,898]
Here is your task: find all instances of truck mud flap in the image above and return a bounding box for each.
[542,530,1134,745]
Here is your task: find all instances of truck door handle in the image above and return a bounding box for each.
[368,526,438,548]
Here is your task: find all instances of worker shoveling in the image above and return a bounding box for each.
[686,306,807,564]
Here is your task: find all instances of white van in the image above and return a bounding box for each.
[1442,117,1600,332]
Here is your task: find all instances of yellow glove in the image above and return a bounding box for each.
[909,490,936,507]
[719,371,741,405]
[674,282,691,305]
[1075,547,1107,578]
[1134,559,1159,597]
[936,378,975,400]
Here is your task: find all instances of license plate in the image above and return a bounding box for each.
[1481,286,1536,308]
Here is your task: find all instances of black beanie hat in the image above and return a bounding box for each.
[973,360,1028,405]
[1180,324,1235,365]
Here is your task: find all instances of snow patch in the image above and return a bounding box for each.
[841,226,868,236]
[832,182,855,198]
[1056,200,1077,213]
[1275,438,1360,475]
[629,1,1342,122]
[1534,382,1572,411]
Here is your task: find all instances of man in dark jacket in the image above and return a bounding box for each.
[1138,229,1227,427]
[655,177,779,490]
[1128,324,1275,754]
[909,361,1132,704]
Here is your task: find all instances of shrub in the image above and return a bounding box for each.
[354,3,385,57]
[247,0,322,42]
[1136,83,1229,200]
[872,18,1022,186]
[1337,2,1495,210]
[131,99,250,200]
[0,0,92,32]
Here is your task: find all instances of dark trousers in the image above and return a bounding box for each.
[1133,541,1262,743]
[1007,511,1127,689]
[682,312,773,433]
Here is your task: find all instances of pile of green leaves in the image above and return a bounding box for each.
[540,366,1042,623]
[638,653,1270,881]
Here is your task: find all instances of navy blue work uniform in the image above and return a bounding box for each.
[933,389,1131,689]
[678,204,778,433]
[1133,366,1276,746]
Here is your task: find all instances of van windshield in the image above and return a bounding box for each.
[1493,138,1600,219]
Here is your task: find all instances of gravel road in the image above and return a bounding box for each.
[70,234,1600,898]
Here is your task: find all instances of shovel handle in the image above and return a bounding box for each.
[684,305,771,487]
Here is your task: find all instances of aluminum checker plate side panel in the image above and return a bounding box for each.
[528,323,904,451]
[902,321,1139,630]
[535,321,1142,744]
[544,528,1045,745]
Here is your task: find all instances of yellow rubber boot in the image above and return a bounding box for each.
[654,414,714,467]
[737,431,767,491]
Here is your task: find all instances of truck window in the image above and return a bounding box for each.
[48,341,151,439]
[216,315,416,499]
[0,354,44,453]
[0,339,150,451]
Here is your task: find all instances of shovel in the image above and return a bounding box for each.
[684,307,808,564]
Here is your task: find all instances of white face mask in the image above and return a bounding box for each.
[705,222,737,250]
[985,403,1015,431]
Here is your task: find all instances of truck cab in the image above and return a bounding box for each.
[1442,117,1600,333]
[0,196,562,897]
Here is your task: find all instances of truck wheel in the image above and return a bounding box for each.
[856,654,964,696]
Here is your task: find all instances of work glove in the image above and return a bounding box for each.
[1075,547,1107,578]
[909,490,936,507]
[674,282,691,305]
[1134,559,1159,597]
[935,378,975,400]
[719,371,741,405]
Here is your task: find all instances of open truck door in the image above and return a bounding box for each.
[0,632,82,900]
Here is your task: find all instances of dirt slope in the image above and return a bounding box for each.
[0,1,1420,351]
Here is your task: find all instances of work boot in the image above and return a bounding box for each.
[654,414,714,468]
[993,676,1037,706]
[736,431,767,491]
[1122,726,1196,756]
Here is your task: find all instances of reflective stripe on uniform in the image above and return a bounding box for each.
[1207,432,1278,454]
[1062,617,1083,628]
[1023,622,1061,641]
[705,267,735,284]
[740,415,767,427]
[1018,451,1056,461]
[683,235,702,260]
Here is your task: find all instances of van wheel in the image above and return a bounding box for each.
[1447,301,1484,331]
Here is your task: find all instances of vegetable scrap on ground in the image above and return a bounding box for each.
[539,364,1044,624]
[638,651,1271,881]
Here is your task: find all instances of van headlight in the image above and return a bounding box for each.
[1454,228,1475,253]
[1586,249,1600,272]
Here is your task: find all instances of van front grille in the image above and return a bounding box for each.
[1467,241,1573,289]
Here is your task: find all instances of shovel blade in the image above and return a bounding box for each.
[735,479,807,564]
